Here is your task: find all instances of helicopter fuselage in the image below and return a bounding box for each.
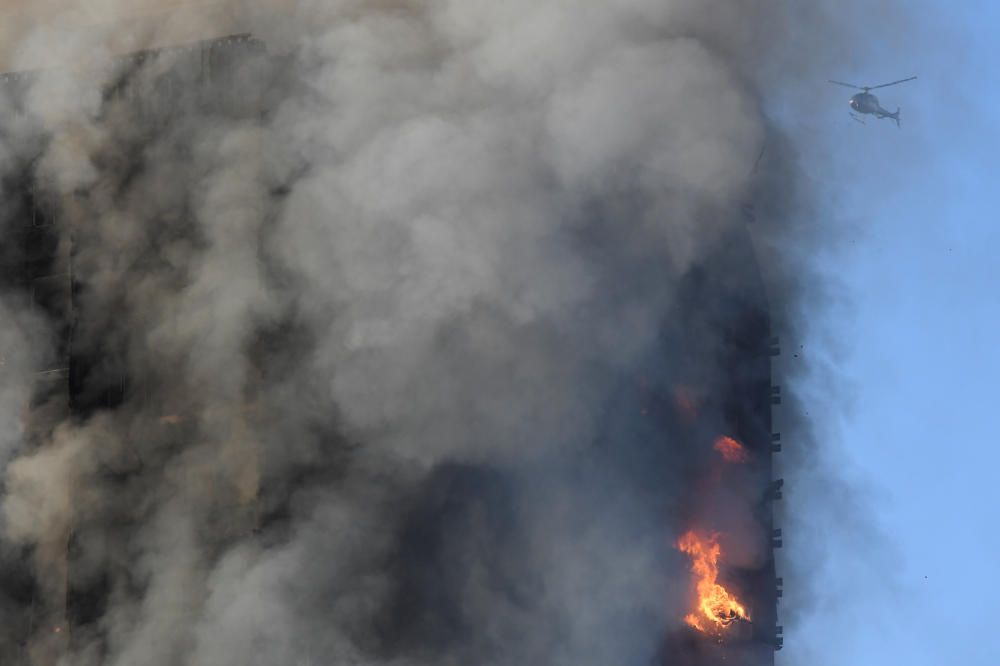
[849,92,895,119]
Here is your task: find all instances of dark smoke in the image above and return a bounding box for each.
[0,2,897,664]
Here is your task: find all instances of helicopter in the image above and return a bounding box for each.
[828,76,917,126]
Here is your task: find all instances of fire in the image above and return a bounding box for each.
[676,530,750,632]
[713,436,749,464]
[673,387,699,421]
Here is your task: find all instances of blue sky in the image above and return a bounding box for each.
[782,4,1000,664]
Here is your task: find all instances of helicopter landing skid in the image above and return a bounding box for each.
[849,112,866,125]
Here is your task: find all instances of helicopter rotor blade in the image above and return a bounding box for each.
[828,79,863,89]
[869,76,917,90]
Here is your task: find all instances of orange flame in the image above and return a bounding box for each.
[677,530,750,632]
[713,436,749,464]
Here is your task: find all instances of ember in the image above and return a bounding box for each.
[673,388,700,421]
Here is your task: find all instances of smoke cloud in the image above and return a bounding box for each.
[0,1,897,664]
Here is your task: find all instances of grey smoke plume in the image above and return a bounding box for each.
[0,2,897,665]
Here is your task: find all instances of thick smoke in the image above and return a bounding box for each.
[0,2,894,665]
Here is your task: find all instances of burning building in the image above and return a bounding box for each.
[0,3,828,665]
[0,33,280,663]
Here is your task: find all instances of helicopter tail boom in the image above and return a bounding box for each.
[873,104,901,126]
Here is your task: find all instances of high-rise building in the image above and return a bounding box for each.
[0,22,783,666]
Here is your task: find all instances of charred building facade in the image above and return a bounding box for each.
[0,27,785,666]
[0,34,277,663]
